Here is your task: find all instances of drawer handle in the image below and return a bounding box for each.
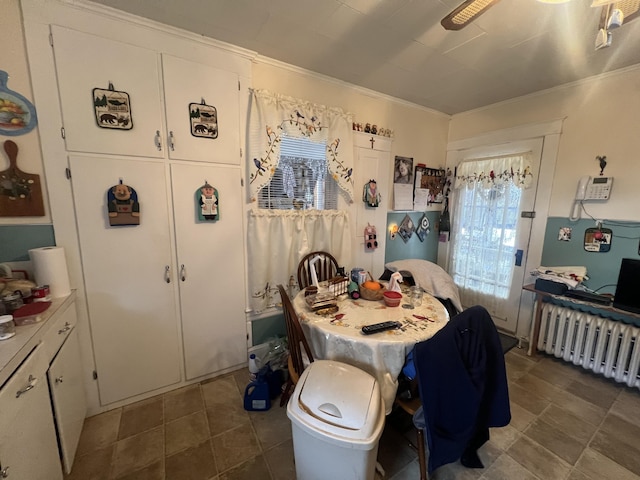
[16,375,37,398]
[180,264,186,282]
[169,131,175,151]
[155,130,162,151]
[58,322,71,334]
[1,465,9,478]
[165,265,171,284]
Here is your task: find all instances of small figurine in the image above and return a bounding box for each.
[198,181,219,221]
[107,180,140,226]
[371,125,377,135]
[364,123,371,133]
[363,179,381,207]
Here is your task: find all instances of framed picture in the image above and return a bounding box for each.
[394,156,413,185]
[414,166,446,204]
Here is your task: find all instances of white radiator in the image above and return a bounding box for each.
[537,303,640,389]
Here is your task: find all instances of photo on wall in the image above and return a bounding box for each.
[394,156,414,184]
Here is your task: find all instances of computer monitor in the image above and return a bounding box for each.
[613,258,640,315]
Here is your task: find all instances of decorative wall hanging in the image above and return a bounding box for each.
[415,214,430,242]
[414,165,446,205]
[584,227,612,252]
[0,71,37,136]
[362,179,381,207]
[364,224,378,250]
[190,99,218,139]
[398,214,415,243]
[0,140,44,217]
[107,179,140,226]
[196,181,219,221]
[558,227,572,241]
[93,82,133,130]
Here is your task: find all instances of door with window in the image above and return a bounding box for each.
[449,138,542,333]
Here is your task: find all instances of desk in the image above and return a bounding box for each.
[293,288,449,413]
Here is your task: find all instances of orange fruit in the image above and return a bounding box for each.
[362,281,381,290]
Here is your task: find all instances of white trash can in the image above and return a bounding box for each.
[286,360,385,480]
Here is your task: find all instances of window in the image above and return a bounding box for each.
[257,135,338,210]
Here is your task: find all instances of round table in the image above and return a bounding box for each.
[293,287,449,414]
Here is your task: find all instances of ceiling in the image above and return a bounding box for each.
[87,0,640,115]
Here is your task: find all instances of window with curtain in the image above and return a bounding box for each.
[450,152,532,309]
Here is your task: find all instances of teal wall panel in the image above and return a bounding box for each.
[541,217,640,295]
[0,225,55,261]
[384,211,440,264]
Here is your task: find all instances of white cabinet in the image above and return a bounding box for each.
[51,27,243,165]
[70,155,182,405]
[51,25,165,158]
[162,55,241,165]
[0,345,63,480]
[170,163,246,379]
[47,302,87,474]
[351,133,392,280]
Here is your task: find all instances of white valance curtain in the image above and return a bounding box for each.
[454,152,533,190]
[247,209,351,312]
[248,89,355,203]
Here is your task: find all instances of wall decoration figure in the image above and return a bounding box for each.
[93,83,133,130]
[107,179,140,226]
[190,99,218,139]
[584,227,612,252]
[398,214,415,243]
[0,71,37,136]
[197,181,219,221]
[558,227,572,241]
[364,224,378,250]
[362,179,381,207]
[415,214,430,242]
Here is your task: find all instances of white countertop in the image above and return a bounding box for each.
[0,292,76,388]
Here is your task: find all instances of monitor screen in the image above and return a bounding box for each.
[613,258,640,315]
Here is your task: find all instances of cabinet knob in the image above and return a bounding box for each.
[55,376,64,384]
[58,322,71,334]
[1,465,9,478]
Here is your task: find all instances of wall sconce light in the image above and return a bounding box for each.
[389,224,398,240]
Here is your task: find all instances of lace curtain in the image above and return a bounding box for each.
[450,152,533,315]
[248,89,355,203]
[247,209,351,312]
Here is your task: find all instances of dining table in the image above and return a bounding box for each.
[293,285,450,414]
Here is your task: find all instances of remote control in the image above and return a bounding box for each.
[361,321,402,335]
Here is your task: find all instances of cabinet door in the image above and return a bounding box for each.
[0,345,63,480]
[70,155,181,405]
[163,54,241,165]
[170,163,247,379]
[48,327,86,474]
[51,26,164,158]
[352,147,390,280]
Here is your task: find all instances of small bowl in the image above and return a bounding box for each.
[383,291,402,307]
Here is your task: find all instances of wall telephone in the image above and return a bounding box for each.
[570,175,613,221]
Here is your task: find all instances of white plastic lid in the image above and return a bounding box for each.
[0,315,14,324]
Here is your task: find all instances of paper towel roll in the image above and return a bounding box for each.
[28,246,71,298]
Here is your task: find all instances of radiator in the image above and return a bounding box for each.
[537,303,640,389]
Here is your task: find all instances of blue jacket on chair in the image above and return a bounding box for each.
[413,305,511,473]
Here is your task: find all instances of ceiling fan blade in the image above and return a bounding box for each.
[441,0,502,31]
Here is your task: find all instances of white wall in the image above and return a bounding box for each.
[0,0,50,224]
[449,67,640,222]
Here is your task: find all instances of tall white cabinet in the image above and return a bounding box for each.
[45,23,249,406]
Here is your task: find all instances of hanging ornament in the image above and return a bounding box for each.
[93,82,133,130]
[362,179,381,207]
[196,180,219,221]
[364,224,378,250]
[0,70,38,136]
[190,98,218,139]
[107,179,140,226]
[415,214,430,242]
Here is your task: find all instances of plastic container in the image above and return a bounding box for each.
[287,360,385,480]
[383,290,402,307]
[248,353,260,381]
[243,379,271,411]
[0,315,16,340]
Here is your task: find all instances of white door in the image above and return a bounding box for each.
[51,26,164,158]
[449,138,542,333]
[48,328,86,474]
[70,155,182,405]
[162,55,241,165]
[170,163,247,380]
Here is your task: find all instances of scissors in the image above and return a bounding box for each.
[413,314,435,322]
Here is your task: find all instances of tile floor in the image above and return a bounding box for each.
[66,346,640,479]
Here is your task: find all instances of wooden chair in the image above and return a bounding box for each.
[395,395,428,479]
[297,251,339,290]
[277,284,314,406]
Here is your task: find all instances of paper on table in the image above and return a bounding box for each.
[394,183,413,210]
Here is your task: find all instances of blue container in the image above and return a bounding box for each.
[244,379,271,411]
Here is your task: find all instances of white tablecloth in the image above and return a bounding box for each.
[293,288,449,413]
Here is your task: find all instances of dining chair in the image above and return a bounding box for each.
[277,284,314,406]
[411,305,510,477]
[297,251,339,289]
[394,394,428,480]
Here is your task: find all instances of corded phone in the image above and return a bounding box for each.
[570,176,613,221]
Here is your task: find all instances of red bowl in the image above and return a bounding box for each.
[383,291,402,307]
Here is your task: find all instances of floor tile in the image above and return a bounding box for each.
[165,440,218,480]
[65,445,114,480]
[165,410,210,456]
[507,435,571,479]
[211,422,261,472]
[610,387,640,428]
[263,439,296,480]
[507,382,549,415]
[119,395,163,440]
[164,384,204,422]
[218,454,272,480]
[479,453,539,480]
[248,404,292,450]
[524,417,585,465]
[75,408,121,456]
[590,413,640,476]
[575,447,640,480]
[114,460,164,480]
[112,426,164,478]
[537,403,597,445]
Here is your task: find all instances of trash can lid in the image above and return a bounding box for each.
[297,360,377,431]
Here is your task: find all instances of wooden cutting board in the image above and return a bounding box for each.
[0,140,44,216]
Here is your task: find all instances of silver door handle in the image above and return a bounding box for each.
[169,131,175,151]
[180,264,186,282]
[16,375,37,398]
[165,265,171,283]
[155,130,162,151]
[58,322,71,334]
